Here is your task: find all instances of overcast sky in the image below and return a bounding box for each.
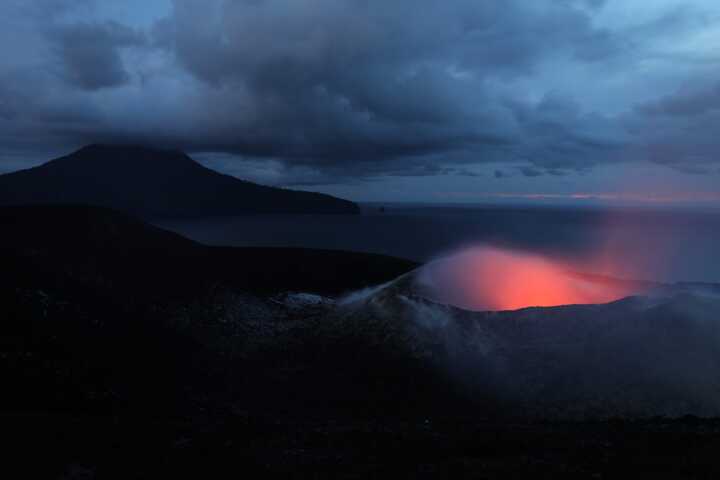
[2,0,720,204]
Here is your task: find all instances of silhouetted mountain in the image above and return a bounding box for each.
[0,144,359,216]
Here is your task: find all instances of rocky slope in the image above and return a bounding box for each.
[4,205,720,477]
[337,263,720,418]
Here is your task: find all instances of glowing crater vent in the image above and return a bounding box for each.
[418,246,642,311]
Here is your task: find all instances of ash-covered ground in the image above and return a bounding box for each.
[4,206,720,478]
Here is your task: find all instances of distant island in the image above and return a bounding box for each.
[0,144,359,217]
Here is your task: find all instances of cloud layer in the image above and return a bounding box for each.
[1,0,720,190]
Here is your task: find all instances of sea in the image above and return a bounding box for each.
[153,203,720,284]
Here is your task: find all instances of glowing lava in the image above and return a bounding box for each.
[419,246,640,311]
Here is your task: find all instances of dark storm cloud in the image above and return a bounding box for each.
[143,0,637,173]
[1,0,720,186]
[639,83,720,117]
[519,166,544,177]
[48,21,145,90]
[631,82,720,173]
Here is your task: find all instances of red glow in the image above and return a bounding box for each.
[420,246,640,311]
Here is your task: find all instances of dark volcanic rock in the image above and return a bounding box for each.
[0,205,415,300]
[0,144,360,216]
[4,204,720,478]
[0,204,420,418]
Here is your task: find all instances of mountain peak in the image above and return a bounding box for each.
[77,144,173,154]
[56,144,195,166]
[0,145,359,217]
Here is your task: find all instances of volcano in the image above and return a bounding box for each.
[0,144,360,217]
[337,255,720,419]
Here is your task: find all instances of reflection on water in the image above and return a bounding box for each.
[153,205,720,283]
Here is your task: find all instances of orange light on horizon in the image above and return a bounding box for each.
[433,191,720,205]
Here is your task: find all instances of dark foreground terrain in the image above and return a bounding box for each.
[2,205,720,478]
